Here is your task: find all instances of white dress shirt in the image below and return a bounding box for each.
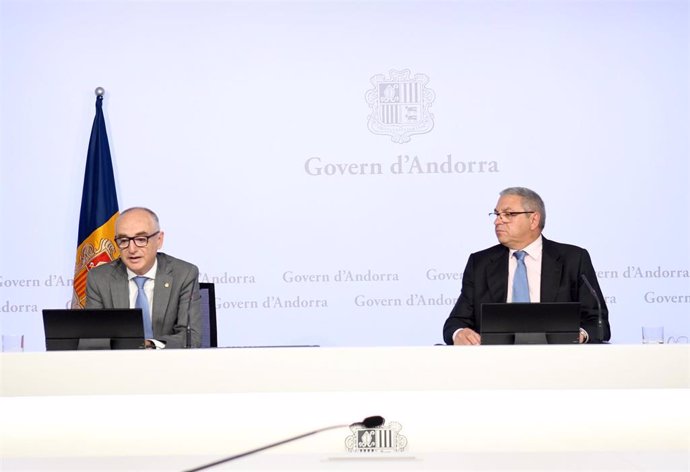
[507,236,543,303]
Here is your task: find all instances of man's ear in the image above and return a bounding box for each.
[530,213,541,231]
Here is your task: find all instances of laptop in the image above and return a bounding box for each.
[480,302,580,345]
[42,308,145,350]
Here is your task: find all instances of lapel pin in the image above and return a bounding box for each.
[164,282,170,288]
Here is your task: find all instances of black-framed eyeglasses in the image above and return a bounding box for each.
[489,211,535,223]
[115,231,160,249]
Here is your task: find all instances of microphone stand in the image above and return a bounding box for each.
[183,416,384,472]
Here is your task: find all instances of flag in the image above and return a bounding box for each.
[71,92,120,308]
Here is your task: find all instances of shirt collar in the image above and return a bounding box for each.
[126,258,158,281]
[509,235,543,260]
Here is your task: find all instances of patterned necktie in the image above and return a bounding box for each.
[134,276,154,339]
[512,250,530,302]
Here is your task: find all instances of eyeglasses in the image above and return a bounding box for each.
[115,231,160,249]
[489,211,535,223]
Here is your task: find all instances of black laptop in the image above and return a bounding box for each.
[42,308,145,350]
[480,302,580,345]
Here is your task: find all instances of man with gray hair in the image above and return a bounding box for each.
[443,187,610,345]
[86,207,201,348]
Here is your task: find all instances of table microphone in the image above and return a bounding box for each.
[183,416,385,472]
[580,274,604,342]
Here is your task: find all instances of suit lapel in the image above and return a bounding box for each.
[487,246,509,302]
[540,237,563,302]
[152,253,173,332]
[111,261,130,308]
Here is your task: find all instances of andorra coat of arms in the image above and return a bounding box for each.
[365,69,435,143]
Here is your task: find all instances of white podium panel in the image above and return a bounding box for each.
[1,345,688,471]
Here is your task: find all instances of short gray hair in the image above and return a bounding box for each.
[499,187,546,230]
[118,207,160,231]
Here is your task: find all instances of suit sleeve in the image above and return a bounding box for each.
[85,269,105,309]
[156,264,202,348]
[443,254,477,344]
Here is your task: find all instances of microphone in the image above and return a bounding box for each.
[580,274,604,343]
[185,283,194,349]
[183,416,385,472]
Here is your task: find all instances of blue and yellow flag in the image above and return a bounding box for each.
[71,92,120,308]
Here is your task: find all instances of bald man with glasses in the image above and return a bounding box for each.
[86,207,201,348]
[443,187,611,345]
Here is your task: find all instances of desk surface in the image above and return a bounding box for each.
[2,344,688,396]
[2,451,689,471]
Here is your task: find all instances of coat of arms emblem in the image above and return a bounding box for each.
[345,420,407,453]
[71,238,118,307]
[365,69,435,143]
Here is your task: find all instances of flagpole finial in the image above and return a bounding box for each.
[95,87,105,97]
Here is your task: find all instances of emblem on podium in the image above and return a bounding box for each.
[345,419,407,453]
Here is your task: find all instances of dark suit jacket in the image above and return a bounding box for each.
[86,252,202,348]
[443,236,610,344]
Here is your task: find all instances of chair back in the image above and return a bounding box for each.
[199,282,218,348]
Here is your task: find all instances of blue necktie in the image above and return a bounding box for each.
[134,276,154,339]
[513,250,530,302]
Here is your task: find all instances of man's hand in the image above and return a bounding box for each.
[453,328,481,345]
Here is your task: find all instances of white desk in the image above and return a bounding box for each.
[1,345,689,471]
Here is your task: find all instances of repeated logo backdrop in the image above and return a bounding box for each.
[1,0,688,350]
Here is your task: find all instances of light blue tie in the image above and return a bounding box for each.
[513,250,530,302]
[134,276,154,339]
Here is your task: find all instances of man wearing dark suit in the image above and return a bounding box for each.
[443,187,611,345]
[86,207,201,348]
